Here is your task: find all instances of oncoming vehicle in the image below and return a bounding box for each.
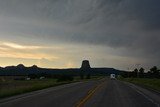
[110,74,116,79]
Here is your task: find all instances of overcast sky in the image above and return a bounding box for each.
[0,0,160,70]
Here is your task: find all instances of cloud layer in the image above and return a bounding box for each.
[0,0,160,69]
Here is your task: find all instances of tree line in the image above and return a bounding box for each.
[121,66,160,78]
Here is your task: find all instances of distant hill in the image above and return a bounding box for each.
[0,64,121,76]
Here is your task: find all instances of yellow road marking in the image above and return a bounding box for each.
[76,81,105,107]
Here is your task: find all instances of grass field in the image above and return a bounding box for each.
[0,76,103,99]
[0,79,73,99]
[120,78,160,92]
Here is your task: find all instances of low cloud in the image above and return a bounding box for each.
[2,42,44,50]
[0,42,59,60]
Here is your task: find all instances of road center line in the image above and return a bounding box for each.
[75,80,105,107]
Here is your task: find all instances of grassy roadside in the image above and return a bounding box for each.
[119,77,160,92]
[0,76,103,99]
[0,79,73,99]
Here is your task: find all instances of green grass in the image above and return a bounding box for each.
[120,77,160,92]
[0,76,103,99]
[0,79,75,99]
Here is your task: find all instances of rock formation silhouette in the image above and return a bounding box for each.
[81,60,91,69]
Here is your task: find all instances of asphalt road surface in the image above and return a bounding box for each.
[0,78,160,107]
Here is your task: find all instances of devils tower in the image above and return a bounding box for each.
[81,60,91,69]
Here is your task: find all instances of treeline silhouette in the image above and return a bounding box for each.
[121,66,160,78]
[0,64,120,81]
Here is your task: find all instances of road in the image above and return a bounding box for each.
[0,78,160,107]
[84,79,160,107]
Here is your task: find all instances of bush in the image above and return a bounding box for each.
[57,75,74,82]
[86,74,91,79]
[80,74,84,79]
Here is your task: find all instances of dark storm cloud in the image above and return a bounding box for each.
[0,0,160,66]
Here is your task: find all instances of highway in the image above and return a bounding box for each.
[0,78,160,107]
[84,79,160,107]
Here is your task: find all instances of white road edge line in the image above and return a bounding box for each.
[134,89,159,107]
[127,83,160,107]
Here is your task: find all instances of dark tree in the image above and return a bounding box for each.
[147,71,152,78]
[150,66,159,78]
[139,67,144,78]
[133,68,138,78]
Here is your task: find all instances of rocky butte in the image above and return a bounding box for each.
[81,60,91,70]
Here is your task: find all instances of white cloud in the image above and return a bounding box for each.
[2,42,43,50]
